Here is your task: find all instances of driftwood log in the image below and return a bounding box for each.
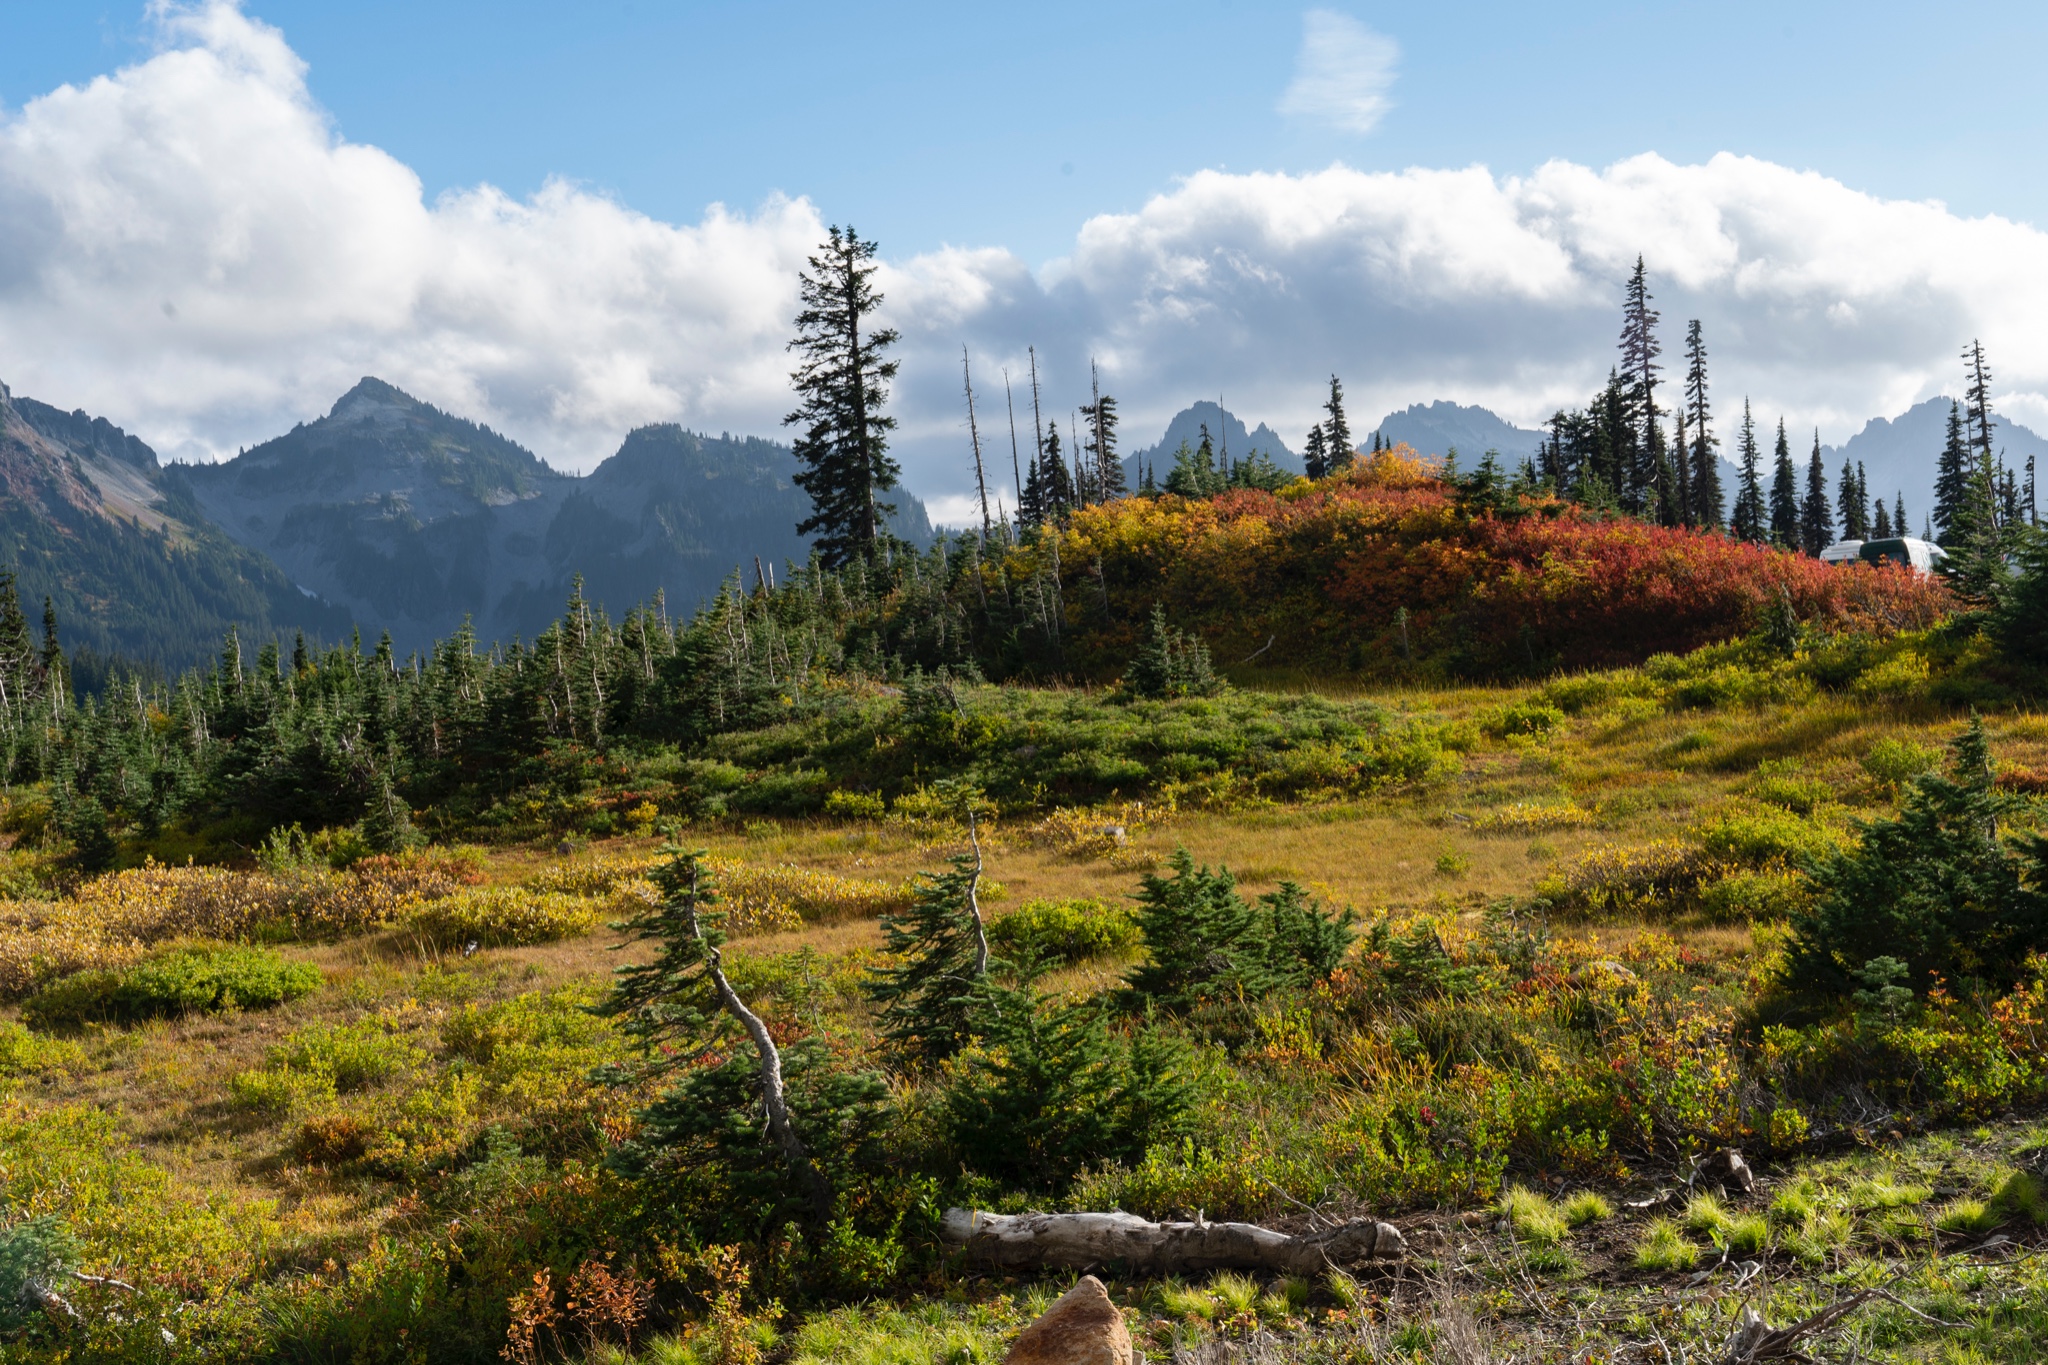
[941,1208,1403,1275]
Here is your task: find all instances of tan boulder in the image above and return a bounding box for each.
[1005,1274,1134,1365]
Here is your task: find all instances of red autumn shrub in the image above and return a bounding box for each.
[1006,446,1950,677]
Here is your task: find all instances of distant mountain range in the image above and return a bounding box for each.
[0,380,350,668]
[1123,401,1299,486]
[1369,401,1547,463]
[0,376,933,666]
[1822,397,2048,536]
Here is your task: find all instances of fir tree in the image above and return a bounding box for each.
[941,979,1192,1193]
[1322,376,1353,472]
[866,836,993,1064]
[1303,425,1329,481]
[1896,493,1908,539]
[1934,400,1972,547]
[1120,606,1220,700]
[1799,431,1832,555]
[1124,850,1275,1011]
[1730,400,1767,542]
[596,850,843,1221]
[1619,256,1663,513]
[784,227,902,567]
[1683,321,1723,527]
[1081,362,1125,500]
[1769,417,1799,547]
[1872,499,1893,539]
[1837,457,1866,540]
[1788,719,2048,999]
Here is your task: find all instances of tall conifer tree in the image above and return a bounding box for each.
[1933,400,1972,547]
[1683,321,1723,528]
[1303,426,1329,480]
[1799,432,1832,555]
[1769,417,1799,547]
[1619,257,1663,515]
[1730,400,1767,542]
[1837,458,1865,540]
[1081,363,1125,501]
[785,227,902,567]
[1322,376,1353,472]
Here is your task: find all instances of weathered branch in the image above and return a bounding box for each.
[682,864,833,1221]
[965,810,990,978]
[940,1208,1403,1275]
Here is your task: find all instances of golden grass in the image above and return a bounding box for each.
[5,675,2044,1293]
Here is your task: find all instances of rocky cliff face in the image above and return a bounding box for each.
[0,380,350,668]
[181,378,933,653]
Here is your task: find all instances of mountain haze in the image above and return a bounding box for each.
[182,379,934,653]
[1821,396,2048,535]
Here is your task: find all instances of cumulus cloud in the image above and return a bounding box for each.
[2,1,2046,512]
[0,1,818,465]
[1276,11,1400,136]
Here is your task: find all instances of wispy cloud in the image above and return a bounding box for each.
[1277,10,1399,135]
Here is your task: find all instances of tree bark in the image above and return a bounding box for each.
[940,1208,1403,1275]
[683,866,834,1222]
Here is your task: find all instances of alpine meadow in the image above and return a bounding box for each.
[7,10,2048,1360]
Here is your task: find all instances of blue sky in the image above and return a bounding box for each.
[8,1,2044,264]
[3,1,2048,516]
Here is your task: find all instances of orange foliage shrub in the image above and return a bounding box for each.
[1008,446,1950,676]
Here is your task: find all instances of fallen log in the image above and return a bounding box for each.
[941,1208,1403,1275]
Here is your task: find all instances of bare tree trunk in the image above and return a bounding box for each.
[941,1209,1403,1275]
[681,866,833,1221]
[965,810,990,978]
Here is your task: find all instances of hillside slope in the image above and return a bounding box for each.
[0,381,351,669]
[183,378,935,652]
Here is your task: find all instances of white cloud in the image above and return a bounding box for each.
[2,2,2046,513]
[1276,11,1400,136]
[0,1,818,466]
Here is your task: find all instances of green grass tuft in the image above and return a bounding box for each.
[1501,1185,1570,1245]
[1634,1219,1698,1272]
[1561,1190,1613,1227]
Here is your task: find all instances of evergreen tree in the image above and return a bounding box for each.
[1730,400,1767,542]
[1683,321,1723,527]
[37,598,63,710]
[1081,362,1125,501]
[1769,417,1799,547]
[1124,850,1276,1011]
[1619,256,1663,514]
[1322,376,1353,472]
[1303,425,1330,481]
[1934,400,1972,547]
[785,227,902,567]
[1872,499,1893,539]
[1799,431,1832,555]
[1120,606,1220,700]
[865,841,993,1064]
[596,850,848,1222]
[1837,457,1866,540]
[1788,719,2048,999]
[1896,493,1908,539]
[941,979,1191,1193]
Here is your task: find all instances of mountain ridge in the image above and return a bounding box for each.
[180,378,934,653]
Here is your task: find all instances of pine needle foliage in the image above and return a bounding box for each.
[1120,606,1221,701]
[866,848,996,1065]
[1124,849,1357,1014]
[1786,719,2048,998]
[942,979,1193,1193]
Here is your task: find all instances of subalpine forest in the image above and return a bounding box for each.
[0,236,2042,1362]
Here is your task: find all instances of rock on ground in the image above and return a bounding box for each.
[1005,1275,1134,1365]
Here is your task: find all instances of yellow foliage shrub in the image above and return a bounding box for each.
[405,887,600,947]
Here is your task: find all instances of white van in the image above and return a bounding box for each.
[1819,536,1948,576]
